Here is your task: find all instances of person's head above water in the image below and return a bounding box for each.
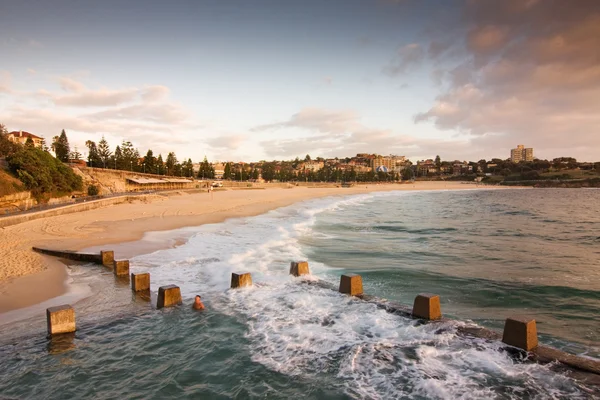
[193,295,205,310]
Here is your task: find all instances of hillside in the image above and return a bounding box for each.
[0,168,25,198]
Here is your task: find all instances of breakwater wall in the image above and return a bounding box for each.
[36,254,600,383]
[32,248,114,266]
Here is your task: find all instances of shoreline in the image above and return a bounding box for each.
[0,182,517,318]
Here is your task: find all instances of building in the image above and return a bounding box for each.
[298,161,324,172]
[213,163,225,179]
[511,145,534,163]
[7,131,43,148]
[371,156,394,171]
[416,159,437,175]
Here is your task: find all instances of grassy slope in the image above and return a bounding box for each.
[0,169,25,197]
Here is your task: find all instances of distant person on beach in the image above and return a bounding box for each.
[193,295,205,310]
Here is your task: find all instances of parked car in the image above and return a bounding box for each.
[211,181,223,187]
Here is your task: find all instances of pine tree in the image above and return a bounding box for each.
[40,137,49,152]
[85,140,102,167]
[114,145,123,169]
[197,156,214,179]
[51,129,70,162]
[156,154,164,175]
[143,149,155,174]
[97,136,112,168]
[70,146,82,161]
[223,162,232,179]
[166,152,178,176]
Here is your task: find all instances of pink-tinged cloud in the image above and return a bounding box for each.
[411,0,600,160]
[0,71,12,93]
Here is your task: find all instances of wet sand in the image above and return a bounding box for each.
[0,182,514,316]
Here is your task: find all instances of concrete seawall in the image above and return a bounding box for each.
[0,195,153,228]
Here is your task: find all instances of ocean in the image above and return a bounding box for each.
[0,188,599,399]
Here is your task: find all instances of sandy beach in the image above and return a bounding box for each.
[0,182,510,314]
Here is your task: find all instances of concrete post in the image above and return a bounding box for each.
[231,272,253,288]
[502,317,538,351]
[46,305,76,335]
[290,261,310,277]
[412,294,442,320]
[339,274,363,296]
[101,250,114,267]
[131,272,150,291]
[157,285,182,309]
[113,260,130,276]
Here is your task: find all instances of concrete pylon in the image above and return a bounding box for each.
[231,273,253,288]
[131,272,150,291]
[113,260,130,276]
[339,274,363,296]
[290,261,310,277]
[101,250,114,267]
[157,285,182,309]
[502,317,538,351]
[412,294,442,320]
[46,305,76,335]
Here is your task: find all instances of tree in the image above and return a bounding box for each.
[25,136,35,147]
[223,162,232,180]
[304,154,311,162]
[401,167,414,181]
[261,162,276,181]
[70,146,82,161]
[40,137,49,152]
[182,158,194,177]
[51,129,70,162]
[197,156,214,179]
[142,149,156,174]
[156,154,164,175]
[166,152,178,176]
[0,124,18,156]
[7,146,83,199]
[113,145,123,169]
[435,155,441,169]
[118,140,138,171]
[85,140,102,167]
[97,136,112,168]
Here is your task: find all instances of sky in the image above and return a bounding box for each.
[1,0,599,162]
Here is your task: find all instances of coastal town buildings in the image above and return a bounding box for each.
[7,131,43,148]
[416,159,437,175]
[298,160,324,172]
[511,145,534,163]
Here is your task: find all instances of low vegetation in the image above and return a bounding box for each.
[5,143,82,200]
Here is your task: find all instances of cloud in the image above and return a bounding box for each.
[207,135,247,150]
[26,68,36,75]
[254,108,361,135]
[0,71,11,93]
[44,79,173,108]
[383,43,424,76]
[141,85,170,102]
[254,107,461,160]
[28,39,42,47]
[58,77,86,93]
[0,74,199,158]
[408,0,600,160]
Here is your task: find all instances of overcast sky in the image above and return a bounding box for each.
[1,0,598,162]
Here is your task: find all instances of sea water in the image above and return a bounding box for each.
[0,188,599,399]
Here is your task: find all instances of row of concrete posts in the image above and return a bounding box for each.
[46,258,537,351]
